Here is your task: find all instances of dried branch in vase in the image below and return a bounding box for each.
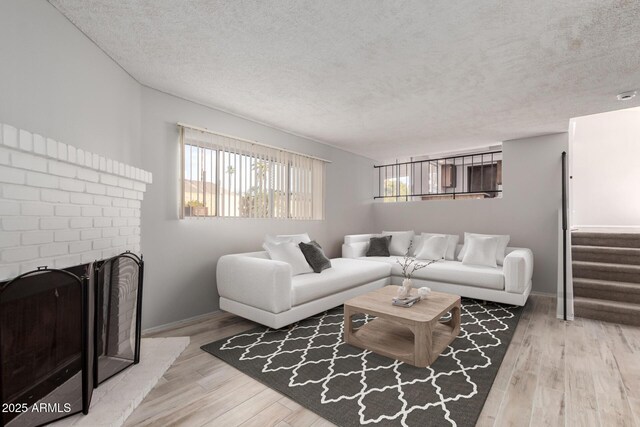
[395,241,440,280]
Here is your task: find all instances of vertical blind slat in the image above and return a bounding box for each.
[181,126,324,220]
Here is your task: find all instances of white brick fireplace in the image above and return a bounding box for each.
[0,123,152,281]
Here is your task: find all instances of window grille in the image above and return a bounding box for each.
[180,125,326,219]
[375,151,502,201]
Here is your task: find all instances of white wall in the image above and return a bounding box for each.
[0,0,142,166]
[139,87,375,328]
[571,107,640,227]
[373,133,568,294]
[1,0,375,329]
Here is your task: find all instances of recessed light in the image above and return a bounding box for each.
[617,90,637,101]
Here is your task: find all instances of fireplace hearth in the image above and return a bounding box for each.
[0,253,144,427]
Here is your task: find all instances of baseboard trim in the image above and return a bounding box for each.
[573,225,640,230]
[529,290,555,297]
[529,291,575,321]
[143,310,222,335]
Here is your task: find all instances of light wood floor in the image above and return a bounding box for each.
[126,295,640,426]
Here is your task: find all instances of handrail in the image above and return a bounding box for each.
[373,190,502,200]
[561,151,568,321]
[373,150,502,168]
[374,150,503,200]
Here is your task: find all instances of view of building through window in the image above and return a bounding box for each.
[377,149,503,202]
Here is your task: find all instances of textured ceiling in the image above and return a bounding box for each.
[49,0,640,160]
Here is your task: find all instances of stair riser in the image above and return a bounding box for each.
[572,265,640,284]
[572,235,640,248]
[571,250,640,265]
[573,284,640,304]
[574,303,640,326]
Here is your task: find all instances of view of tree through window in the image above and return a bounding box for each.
[180,126,325,219]
[184,144,216,217]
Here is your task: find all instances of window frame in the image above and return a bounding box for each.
[179,125,326,220]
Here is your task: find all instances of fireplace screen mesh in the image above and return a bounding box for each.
[94,253,143,385]
[0,268,90,426]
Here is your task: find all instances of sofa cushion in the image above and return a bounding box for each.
[366,236,392,257]
[382,230,414,256]
[344,234,375,244]
[291,258,391,306]
[458,232,510,265]
[263,241,313,276]
[415,233,460,260]
[461,235,498,268]
[357,257,504,290]
[299,241,332,273]
[265,233,311,245]
[343,241,369,258]
[415,235,448,260]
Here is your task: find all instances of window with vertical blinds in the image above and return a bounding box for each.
[180,125,326,220]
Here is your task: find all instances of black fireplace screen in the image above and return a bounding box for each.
[0,252,143,427]
[93,252,144,385]
[0,266,92,427]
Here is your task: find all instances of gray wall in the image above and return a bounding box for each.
[1,0,565,327]
[0,0,375,329]
[0,0,142,166]
[138,88,375,329]
[373,133,568,294]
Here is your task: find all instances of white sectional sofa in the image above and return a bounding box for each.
[217,233,533,329]
[217,251,391,329]
[343,234,533,307]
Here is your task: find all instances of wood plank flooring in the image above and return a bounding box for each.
[125,295,640,426]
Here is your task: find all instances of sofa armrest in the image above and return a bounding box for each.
[217,254,292,314]
[342,242,369,258]
[503,248,533,294]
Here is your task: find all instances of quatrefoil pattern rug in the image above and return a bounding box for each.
[202,299,522,427]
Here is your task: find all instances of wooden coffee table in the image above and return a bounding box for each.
[344,286,461,367]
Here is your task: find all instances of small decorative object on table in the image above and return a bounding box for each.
[393,242,438,305]
[392,295,421,308]
[418,286,432,300]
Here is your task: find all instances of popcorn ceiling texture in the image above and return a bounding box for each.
[0,123,152,281]
[49,0,640,160]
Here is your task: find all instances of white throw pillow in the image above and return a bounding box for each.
[346,241,369,258]
[382,231,414,256]
[415,235,448,260]
[262,241,313,276]
[410,235,423,256]
[265,233,311,245]
[418,233,460,260]
[462,236,498,268]
[457,232,510,265]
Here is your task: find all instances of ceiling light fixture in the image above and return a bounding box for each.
[617,90,637,101]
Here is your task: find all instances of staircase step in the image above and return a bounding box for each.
[574,297,640,326]
[572,261,640,283]
[573,278,640,304]
[571,232,640,248]
[571,245,640,265]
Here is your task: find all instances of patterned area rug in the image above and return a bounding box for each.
[202,299,522,427]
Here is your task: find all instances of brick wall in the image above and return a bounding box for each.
[0,123,152,281]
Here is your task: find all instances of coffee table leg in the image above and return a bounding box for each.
[344,306,354,344]
[443,300,462,336]
[413,322,431,367]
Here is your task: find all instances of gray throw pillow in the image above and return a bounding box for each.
[366,235,392,257]
[299,241,332,273]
